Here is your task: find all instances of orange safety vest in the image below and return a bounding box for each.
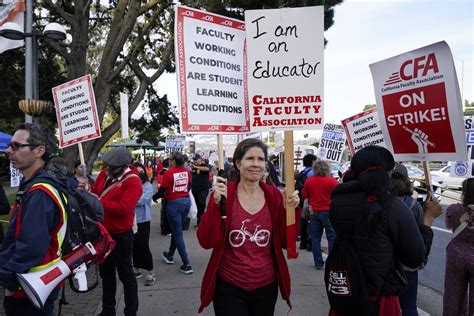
[12,182,68,297]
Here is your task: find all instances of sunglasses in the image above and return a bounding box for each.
[8,141,39,151]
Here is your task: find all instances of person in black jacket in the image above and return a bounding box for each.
[329,146,441,315]
[0,186,10,244]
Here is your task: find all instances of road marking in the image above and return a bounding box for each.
[431,226,452,234]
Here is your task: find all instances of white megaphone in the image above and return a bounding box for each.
[16,242,97,310]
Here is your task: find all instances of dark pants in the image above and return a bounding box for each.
[299,217,310,248]
[3,288,59,316]
[399,270,419,316]
[99,229,138,316]
[213,277,278,316]
[133,221,153,271]
[192,188,209,225]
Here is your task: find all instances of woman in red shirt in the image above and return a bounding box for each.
[153,152,193,274]
[301,160,338,270]
[197,138,299,316]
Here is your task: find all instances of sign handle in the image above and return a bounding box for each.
[422,160,434,193]
[284,131,297,259]
[78,142,87,182]
[217,134,224,171]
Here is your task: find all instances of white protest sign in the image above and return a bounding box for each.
[52,75,101,148]
[317,123,346,163]
[165,135,186,156]
[341,108,386,155]
[275,132,284,152]
[175,5,249,134]
[245,6,324,132]
[10,163,22,187]
[449,116,474,177]
[244,132,262,140]
[120,92,129,139]
[370,41,466,161]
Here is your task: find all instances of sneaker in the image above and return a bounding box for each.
[162,251,174,264]
[315,265,324,270]
[145,273,156,286]
[134,271,143,279]
[179,264,193,274]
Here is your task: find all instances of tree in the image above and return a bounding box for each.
[24,0,342,171]
[363,104,376,111]
[464,99,474,116]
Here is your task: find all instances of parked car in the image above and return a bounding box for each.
[330,163,342,180]
[431,164,466,190]
[403,163,447,202]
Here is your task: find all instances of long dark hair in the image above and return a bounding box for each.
[351,146,395,231]
[462,178,474,207]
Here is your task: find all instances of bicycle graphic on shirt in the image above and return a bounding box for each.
[229,219,271,248]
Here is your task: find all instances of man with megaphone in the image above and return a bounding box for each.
[0,123,68,316]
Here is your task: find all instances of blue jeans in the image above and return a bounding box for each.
[166,197,191,264]
[399,270,419,316]
[309,211,336,268]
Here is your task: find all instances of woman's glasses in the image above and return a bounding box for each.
[8,142,39,151]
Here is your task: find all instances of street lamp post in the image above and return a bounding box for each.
[0,4,66,123]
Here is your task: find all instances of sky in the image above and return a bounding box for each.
[142,0,473,142]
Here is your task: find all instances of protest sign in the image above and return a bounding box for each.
[10,164,22,188]
[52,75,101,148]
[370,41,466,161]
[317,123,346,163]
[245,6,324,132]
[175,5,249,134]
[120,92,129,139]
[275,132,284,152]
[449,116,474,177]
[165,135,186,156]
[341,108,386,155]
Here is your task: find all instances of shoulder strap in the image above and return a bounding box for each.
[100,173,139,198]
[452,204,474,239]
[403,195,416,210]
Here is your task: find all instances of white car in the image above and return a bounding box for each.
[403,164,447,202]
[431,165,466,190]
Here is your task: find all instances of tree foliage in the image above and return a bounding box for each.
[2,0,343,171]
[363,104,376,111]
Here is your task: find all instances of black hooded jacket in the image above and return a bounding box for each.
[329,180,434,296]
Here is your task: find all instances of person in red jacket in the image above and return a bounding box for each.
[197,138,299,315]
[91,147,142,316]
[301,160,338,270]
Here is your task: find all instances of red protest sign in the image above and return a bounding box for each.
[370,41,466,161]
[382,82,454,154]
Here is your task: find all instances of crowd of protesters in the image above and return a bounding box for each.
[0,126,471,316]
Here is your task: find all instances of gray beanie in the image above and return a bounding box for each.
[103,147,132,168]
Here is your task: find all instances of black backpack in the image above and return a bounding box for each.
[18,175,104,292]
[295,168,311,208]
[324,238,375,316]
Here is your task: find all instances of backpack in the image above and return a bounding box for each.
[295,168,311,208]
[18,175,112,293]
[324,200,382,316]
[324,238,375,316]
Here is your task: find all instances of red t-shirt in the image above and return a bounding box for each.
[301,175,338,212]
[217,197,275,291]
[161,167,191,200]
